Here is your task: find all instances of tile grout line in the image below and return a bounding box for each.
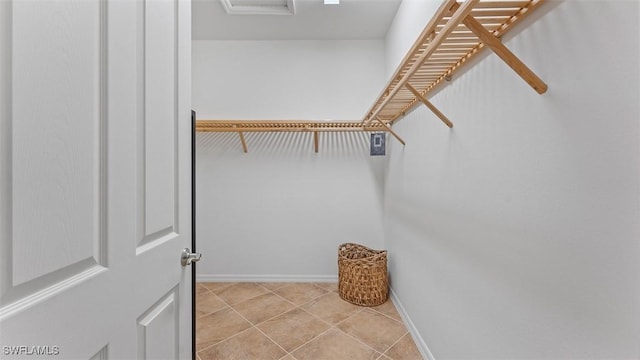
[198,290,292,358]
[199,282,233,294]
[194,317,245,357]
[232,286,340,359]
[333,323,390,357]
[225,282,271,306]
[195,305,229,321]
[252,325,290,359]
[194,303,233,355]
[272,283,331,307]
[227,302,292,358]
[197,284,325,359]
[269,288,303,308]
[284,306,384,358]
[244,289,297,324]
[195,290,229,320]
[284,324,336,356]
[195,282,239,323]
[195,283,254,356]
[197,325,264,357]
[269,292,357,356]
[379,331,411,359]
[328,307,408,357]
[368,305,406,325]
[267,294,337,357]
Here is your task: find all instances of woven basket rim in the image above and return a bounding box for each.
[338,243,387,260]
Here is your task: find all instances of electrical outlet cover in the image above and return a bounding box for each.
[370,133,386,156]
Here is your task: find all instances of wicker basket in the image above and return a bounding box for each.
[338,243,389,306]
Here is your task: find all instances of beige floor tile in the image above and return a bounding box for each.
[196,308,252,351]
[260,282,289,291]
[257,308,330,352]
[233,292,295,325]
[371,300,402,322]
[196,291,227,318]
[291,328,380,360]
[196,283,210,296]
[201,282,235,293]
[198,328,285,360]
[274,283,328,306]
[313,282,339,292]
[302,292,362,324]
[337,309,407,353]
[196,283,416,359]
[215,283,268,305]
[384,333,422,360]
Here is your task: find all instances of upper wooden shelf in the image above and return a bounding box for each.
[362,0,546,127]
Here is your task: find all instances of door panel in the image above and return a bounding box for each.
[3,0,106,299]
[12,0,105,284]
[90,346,109,360]
[137,287,179,360]
[138,0,179,251]
[0,0,192,358]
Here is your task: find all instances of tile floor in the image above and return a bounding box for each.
[196,282,423,360]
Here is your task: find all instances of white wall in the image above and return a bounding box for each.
[193,40,384,120]
[384,0,442,79]
[383,0,640,359]
[193,40,387,280]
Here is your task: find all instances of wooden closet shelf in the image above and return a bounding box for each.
[362,0,547,127]
[196,120,386,133]
[196,120,393,153]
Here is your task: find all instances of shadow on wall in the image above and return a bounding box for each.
[196,130,377,158]
[196,130,388,208]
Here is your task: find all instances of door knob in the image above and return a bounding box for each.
[181,248,201,266]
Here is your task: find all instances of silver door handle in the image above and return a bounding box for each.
[181,248,201,266]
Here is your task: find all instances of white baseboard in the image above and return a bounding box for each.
[389,287,434,360]
[196,274,338,283]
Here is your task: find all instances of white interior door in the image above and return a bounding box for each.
[0,0,192,359]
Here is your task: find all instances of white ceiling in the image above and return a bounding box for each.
[192,0,403,40]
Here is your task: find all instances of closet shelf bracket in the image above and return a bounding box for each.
[232,125,249,153]
[238,131,248,153]
[457,3,548,94]
[375,117,406,145]
[405,83,454,128]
